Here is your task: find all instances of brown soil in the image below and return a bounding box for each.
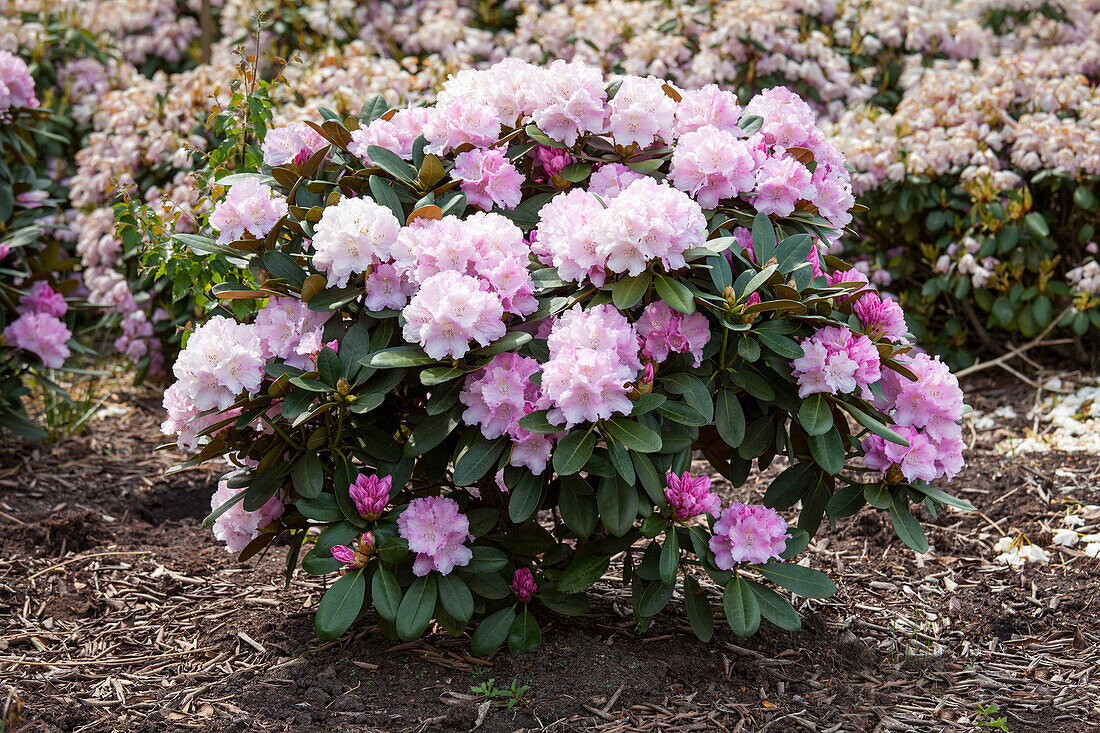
[3,376,1099,732]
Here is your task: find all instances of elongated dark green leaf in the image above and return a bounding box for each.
[315,570,365,641]
[683,575,714,642]
[598,477,638,537]
[723,575,760,637]
[559,476,598,537]
[471,607,516,656]
[474,331,533,357]
[739,263,778,301]
[368,175,404,221]
[763,462,815,510]
[508,471,545,523]
[404,410,461,456]
[826,482,866,518]
[779,528,810,559]
[889,497,929,553]
[367,145,417,183]
[395,575,438,640]
[655,275,695,314]
[775,233,813,274]
[537,590,590,616]
[367,346,436,368]
[453,437,507,486]
[372,566,402,621]
[606,437,635,485]
[637,579,675,617]
[553,429,596,475]
[602,418,662,453]
[799,395,832,436]
[631,450,665,506]
[517,409,564,434]
[464,545,508,575]
[915,485,976,511]
[755,562,836,599]
[508,608,541,652]
[261,250,307,287]
[715,389,745,448]
[659,530,679,585]
[745,579,801,631]
[751,212,777,264]
[656,400,707,427]
[845,404,909,447]
[558,553,610,594]
[296,494,345,522]
[863,483,893,509]
[757,331,803,359]
[437,572,474,623]
[809,428,845,475]
[612,272,651,309]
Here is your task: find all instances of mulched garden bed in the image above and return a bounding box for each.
[3,375,1098,732]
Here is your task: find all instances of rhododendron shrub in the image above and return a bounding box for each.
[163,60,973,651]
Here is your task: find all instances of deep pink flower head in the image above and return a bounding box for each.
[4,312,72,368]
[349,473,391,520]
[511,568,537,602]
[853,292,908,343]
[331,544,355,565]
[709,503,791,568]
[826,267,870,300]
[397,496,473,576]
[862,427,939,483]
[18,281,67,318]
[665,471,721,521]
[534,145,573,180]
[453,147,525,211]
[636,301,711,367]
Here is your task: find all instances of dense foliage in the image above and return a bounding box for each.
[159,60,973,649]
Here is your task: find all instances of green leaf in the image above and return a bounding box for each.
[508,608,541,652]
[1024,211,1049,240]
[845,404,909,447]
[372,566,402,621]
[261,250,306,288]
[863,483,893,509]
[508,471,546,523]
[368,175,404,222]
[745,579,801,631]
[808,428,845,475]
[367,346,436,368]
[826,482,866,518]
[739,264,778,301]
[317,347,341,387]
[404,410,460,456]
[755,563,836,599]
[655,275,695,314]
[553,429,596,475]
[524,123,566,148]
[465,545,509,575]
[453,437,507,486]
[915,484,976,511]
[751,212,777,264]
[395,574,438,641]
[763,463,815,510]
[315,570,366,641]
[656,400,707,427]
[612,272,651,309]
[471,607,516,656]
[598,477,638,537]
[799,395,833,436]
[683,575,714,642]
[774,233,813,274]
[559,476,598,537]
[437,572,474,624]
[517,409,564,434]
[367,145,417,183]
[889,497,929,553]
[291,453,324,499]
[474,331,533,357]
[659,530,679,585]
[559,162,591,183]
[606,437,635,485]
[723,575,760,637]
[296,494,345,523]
[602,418,662,453]
[637,579,676,617]
[558,553,610,594]
[537,590,590,616]
[715,389,745,448]
[779,528,810,559]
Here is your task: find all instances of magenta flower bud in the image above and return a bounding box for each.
[664,471,721,522]
[349,473,391,520]
[534,145,573,179]
[331,544,356,565]
[511,568,537,602]
[633,362,655,396]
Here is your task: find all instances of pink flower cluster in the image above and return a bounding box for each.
[542,305,642,427]
[261,122,327,167]
[171,315,265,411]
[4,312,72,369]
[535,177,705,284]
[349,473,390,520]
[0,50,38,113]
[636,301,710,367]
[460,353,555,473]
[709,502,791,568]
[452,147,524,211]
[863,353,966,483]
[670,125,757,208]
[348,107,433,162]
[665,471,721,521]
[331,531,376,570]
[397,496,473,576]
[208,178,288,245]
[607,75,678,148]
[792,326,881,400]
[253,296,333,370]
[160,382,233,451]
[402,271,506,360]
[674,85,742,137]
[17,282,67,319]
[210,471,284,554]
[309,196,403,288]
